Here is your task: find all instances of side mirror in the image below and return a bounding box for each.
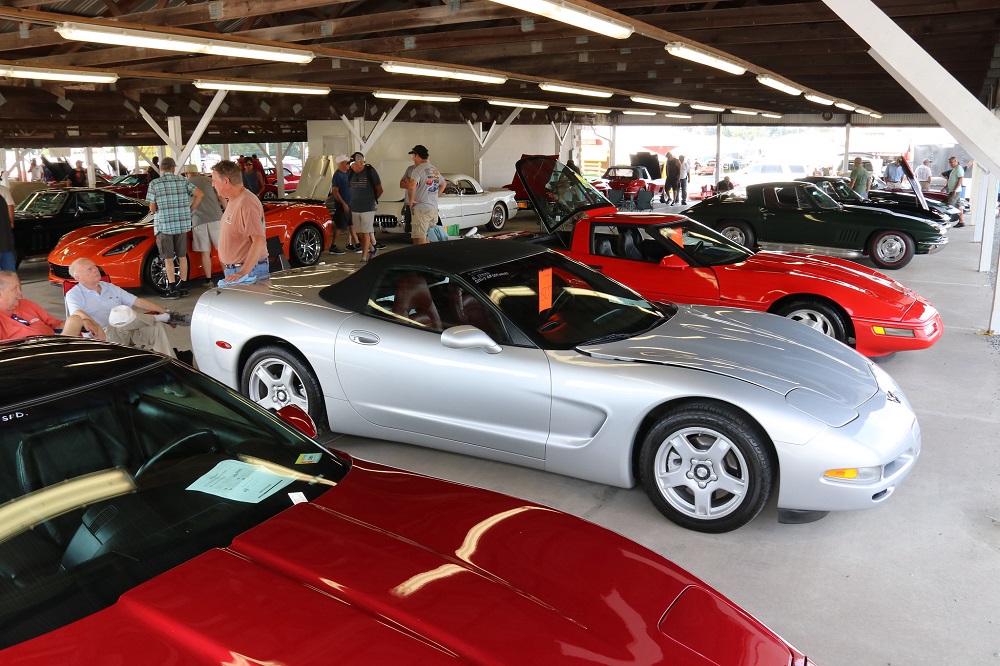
[659,254,687,269]
[441,325,502,354]
[275,404,318,439]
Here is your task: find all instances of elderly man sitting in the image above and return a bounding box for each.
[0,271,104,341]
[65,257,186,357]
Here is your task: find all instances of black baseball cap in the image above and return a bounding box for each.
[408,145,429,159]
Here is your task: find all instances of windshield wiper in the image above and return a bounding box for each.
[581,332,635,345]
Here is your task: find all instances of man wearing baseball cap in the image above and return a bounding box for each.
[404,145,442,244]
[327,154,359,254]
[146,156,204,298]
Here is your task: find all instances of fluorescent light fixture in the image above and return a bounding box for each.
[834,101,855,111]
[665,42,746,76]
[629,95,681,107]
[193,80,329,95]
[730,109,758,115]
[55,21,314,64]
[690,103,726,112]
[382,62,506,84]
[373,90,461,102]
[622,110,656,116]
[538,82,613,98]
[804,93,835,106]
[486,0,633,39]
[756,74,802,96]
[488,99,549,109]
[663,112,692,119]
[869,112,883,119]
[761,112,783,119]
[0,64,117,84]
[854,108,872,115]
[566,106,611,114]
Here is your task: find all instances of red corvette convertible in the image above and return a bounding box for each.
[48,201,331,294]
[0,337,810,664]
[502,156,942,358]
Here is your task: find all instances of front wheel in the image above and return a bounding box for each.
[262,190,278,200]
[868,230,914,269]
[289,224,324,266]
[242,346,327,433]
[717,220,756,248]
[774,299,848,344]
[141,251,178,295]
[485,203,507,231]
[638,402,773,533]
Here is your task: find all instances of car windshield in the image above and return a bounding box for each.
[801,185,842,210]
[604,167,638,179]
[111,175,141,186]
[655,221,753,266]
[817,179,862,201]
[462,252,667,349]
[15,191,67,215]
[516,157,615,232]
[0,361,348,648]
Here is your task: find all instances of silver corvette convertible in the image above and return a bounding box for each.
[191,240,920,532]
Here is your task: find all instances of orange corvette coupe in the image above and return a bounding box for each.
[48,201,331,294]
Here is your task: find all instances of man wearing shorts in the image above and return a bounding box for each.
[327,155,359,255]
[405,144,442,245]
[348,152,384,262]
[183,164,224,285]
[146,156,203,298]
[211,160,269,286]
[946,156,965,227]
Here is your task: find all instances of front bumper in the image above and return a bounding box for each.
[853,302,943,357]
[916,235,948,255]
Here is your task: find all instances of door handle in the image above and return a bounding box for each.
[349,330,380,345]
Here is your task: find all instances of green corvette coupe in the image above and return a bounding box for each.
[684,181,949,269]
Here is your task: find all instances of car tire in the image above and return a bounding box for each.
[289,224,324,267]
[639,402,773,533]
[868,230,914,269]
[141,250,177,295]
[262,190,278,200]
[485,203,507,231]
[242,345,327,434]
[774,298,849,344]
[717,220,756,248]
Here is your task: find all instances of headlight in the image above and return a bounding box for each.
[103,238,145,256]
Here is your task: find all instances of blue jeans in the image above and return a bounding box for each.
[218,260,269,287]
[0,252,15,272]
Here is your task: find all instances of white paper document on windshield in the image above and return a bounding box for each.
[187,460,295,503]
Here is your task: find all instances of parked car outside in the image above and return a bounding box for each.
[0,336,811,664]
[48,201,331,293]
[13,188,149,263]
[263,165,300,193]
[191,237,921,533]
[377,173,516,233]
[496,157,942,358]
[732,162,808,187]
[684,181,949,269]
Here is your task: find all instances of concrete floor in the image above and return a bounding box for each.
[18,209,1000,665]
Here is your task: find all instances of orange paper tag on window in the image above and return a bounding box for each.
[538,267,553,312]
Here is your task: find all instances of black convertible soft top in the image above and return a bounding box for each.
[318,239,548,311]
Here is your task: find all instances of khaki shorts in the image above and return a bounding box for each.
[411,208,437,239]
[192,221,220,252]
[155,232,187,260]
[352,210,376,234]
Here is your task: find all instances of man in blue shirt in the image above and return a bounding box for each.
[883,157,904,189]
[327,155,359,255]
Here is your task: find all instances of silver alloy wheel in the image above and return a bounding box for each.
[783,306,837,337]
[874,233,908,264]
[246,356,311,412]
[652,426,749,521]
[720,225,748,246]
[148,255,179,293]
[291,226,323,265]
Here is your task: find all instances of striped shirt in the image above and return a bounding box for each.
[146,173,196,234]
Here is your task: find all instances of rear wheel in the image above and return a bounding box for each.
[485,203,507,231]
[717,220,756,248]
[639,402,772,533]
[868,230,914,269]
[774,299,849,344]
[289,224,324,266]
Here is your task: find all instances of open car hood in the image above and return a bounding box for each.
[579,304,878,409]
[899,157,930,211]
[515,156,618,234]
[3,460,801,664]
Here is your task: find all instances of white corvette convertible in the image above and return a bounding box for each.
[375,173,517,234]
[191,241,921,533]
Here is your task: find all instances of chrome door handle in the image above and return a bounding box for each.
[349,330,380,345]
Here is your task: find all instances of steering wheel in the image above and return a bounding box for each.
[135,429,219,479]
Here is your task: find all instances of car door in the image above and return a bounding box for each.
[453,178,491,227]
[579,224,721,305]
[758,185,840,247]
[334,267,552,459]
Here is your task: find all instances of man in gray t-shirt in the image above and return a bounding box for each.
[183,165,224,284]
[405,145,442,245]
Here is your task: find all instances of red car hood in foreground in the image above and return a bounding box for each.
[5,459,803,665]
